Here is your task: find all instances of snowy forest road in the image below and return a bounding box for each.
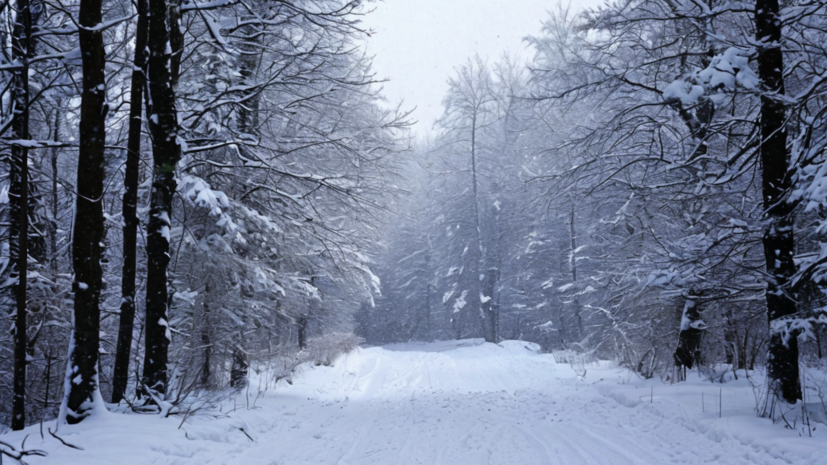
[171,340,793,465]
[9,340,813,464]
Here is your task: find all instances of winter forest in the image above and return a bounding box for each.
[2,0,827,463]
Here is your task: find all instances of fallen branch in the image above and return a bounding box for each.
[48,428,85,450]
[0,436,48,464]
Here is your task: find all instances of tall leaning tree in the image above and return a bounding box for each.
[60,0,107,423]
[755,0,801,407]
[142,0,183,398]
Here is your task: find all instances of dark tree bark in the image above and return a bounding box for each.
[111,0,149,404]
[49,108,61,272]
[568,206,583,340]
[142,0,183,397]
[235,23,261,144]
[43,348,54,409]
[298,317,307,350]
[195,280,213,386]
[666,95,714,160]
[63,0,106,424]
[168,4,183,87]
[229,340,248,388]
[754,0,801,405]
[424,237,432,341]
[723,309,745,369]
[8,0,33,430]
[673,292,705,380]
[467,114,493,343]
[480,267,498,342]
[199,297,212,386]
[451,305,462,340]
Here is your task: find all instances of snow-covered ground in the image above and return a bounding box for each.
[3,340,826,464]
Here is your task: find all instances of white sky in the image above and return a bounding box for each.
[360,0,604,137]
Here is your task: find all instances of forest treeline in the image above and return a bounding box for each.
[4,0,827,437]
[0,0,409,430]
[360,0,827,419]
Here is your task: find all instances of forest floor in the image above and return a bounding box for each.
[3,339,826,464]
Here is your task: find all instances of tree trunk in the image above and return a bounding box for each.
[62,0,106,424]
[673,294,705,380]
[199,283,212,387]
[142,0,183,397]
[8,0,32,430]
[425,237,432,341]
[235,23,261,144]
[723,310,740,368]
[755,0,801,406]
[452,308,462,340]
[43,348,53,410]
[49,108,60,271]
[111,0,149,405]
[569,206,583,340]
[468,115,493,342]
[480,267,498,342]
[298,317,307,350]
[230,336,248,388]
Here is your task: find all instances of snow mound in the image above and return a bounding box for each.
[497,339,542,353]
